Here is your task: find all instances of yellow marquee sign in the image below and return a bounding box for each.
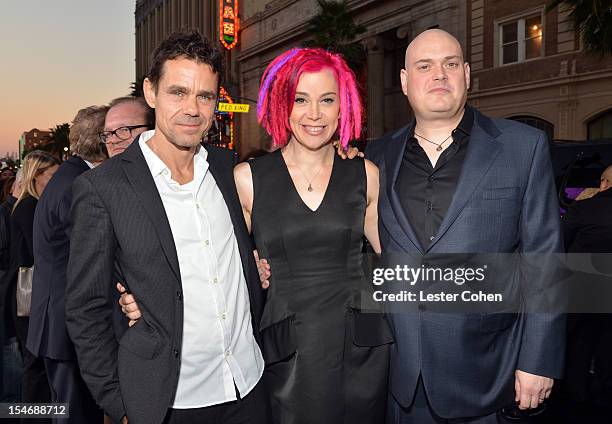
[217,102,250,113]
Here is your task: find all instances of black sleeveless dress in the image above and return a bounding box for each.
[249,150,393,424]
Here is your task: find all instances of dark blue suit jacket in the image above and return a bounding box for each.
[27,155,91,360]
[366,108,565,418]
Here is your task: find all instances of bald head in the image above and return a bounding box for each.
[601,165,612,191]
[406,29,465,65]
[400,29,470,123]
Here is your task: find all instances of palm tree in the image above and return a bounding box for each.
[303,0,367,72]
[49,123,70,160]
[547,0,612,56]
[130,76,146,97]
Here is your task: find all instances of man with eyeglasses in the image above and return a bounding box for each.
[100,97,154,157]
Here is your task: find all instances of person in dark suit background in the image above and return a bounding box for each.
[26,105,109,423]
[100,96,154,159]
[0,169,22,402]
[26,97,153,424]
[0,172,20,282]
[563,165,612,254]
[366,29,564,423]
[560,164,612,420]
[1,150,59,421]
[65,30,267,424]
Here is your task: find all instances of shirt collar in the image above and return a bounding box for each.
[138,130,209,184]
[406,105,474,147]
[455,105,474,137]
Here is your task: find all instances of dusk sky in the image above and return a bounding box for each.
[0,0,136,156]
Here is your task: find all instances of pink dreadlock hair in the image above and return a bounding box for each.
[257,47,363,149]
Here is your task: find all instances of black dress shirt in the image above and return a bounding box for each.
[396,106,474,250]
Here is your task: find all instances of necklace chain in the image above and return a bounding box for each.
[291,154,326,192]
[414,131,453,152]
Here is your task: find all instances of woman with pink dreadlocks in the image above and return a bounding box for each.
[233,47,392,423]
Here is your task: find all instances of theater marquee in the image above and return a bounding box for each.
[220,0,239,50]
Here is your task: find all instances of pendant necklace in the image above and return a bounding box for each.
[414,132,453,152]
[293,161,323,192]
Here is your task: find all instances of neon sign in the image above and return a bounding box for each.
[217,86,235,149]
[220,0,239,50]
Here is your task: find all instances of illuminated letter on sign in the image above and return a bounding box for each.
[220,0,239,50]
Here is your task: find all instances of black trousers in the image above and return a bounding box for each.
[14,317,51,424]
[43,358,103,423]
[162,379,269,424]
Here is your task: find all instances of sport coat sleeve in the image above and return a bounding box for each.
[65,174,126,422]
[516,131,566,379]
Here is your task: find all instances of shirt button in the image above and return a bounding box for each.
[173,349,179,358]
[196,204,200,209]
[213,278,219,284]
[225,350,232,356]
[429,236,435,241]
[220,313,226,320]
[204,240,210,246]
[428,175,435,182]
[176,291,182,300]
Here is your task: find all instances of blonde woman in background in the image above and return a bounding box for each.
[2,150,58,418]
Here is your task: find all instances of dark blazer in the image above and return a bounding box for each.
[2,196,37,329]
[563,188,612,253]
[26,155,90,360]
[65,139,264,424]
[366,108,565,418]
[0,195,16,379]
[0,195,16,271]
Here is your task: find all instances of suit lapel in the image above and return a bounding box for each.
[120,139,181,282]
[205,146,252,282]
[428,111,502,252]
[385,124,425,253]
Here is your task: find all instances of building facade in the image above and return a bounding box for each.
[19,128,53,159]
[467,0,612,141]
[134,1,612,156]
[135,0,219,80]
[135,0,242,149]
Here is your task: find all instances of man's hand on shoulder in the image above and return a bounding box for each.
[514,369,553,410]
[334,142,363,160]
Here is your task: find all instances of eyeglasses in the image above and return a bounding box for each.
[99,125,149,144]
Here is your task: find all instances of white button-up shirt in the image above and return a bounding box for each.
[139,131,264,408]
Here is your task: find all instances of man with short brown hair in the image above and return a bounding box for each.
[66,30,266,424]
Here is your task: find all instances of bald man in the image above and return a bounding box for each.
[600,165,612,192]
[366,29,565,423]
